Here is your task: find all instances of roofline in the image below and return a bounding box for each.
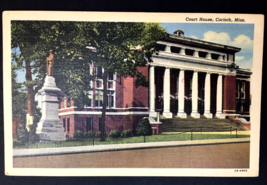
[236,67,252,76]
[165,34,241,53]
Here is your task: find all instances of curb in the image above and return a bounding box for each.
[13,138,250,158]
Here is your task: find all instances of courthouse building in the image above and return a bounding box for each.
[58,30,252,137]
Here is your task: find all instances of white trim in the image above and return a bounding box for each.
[235,118,251,124]
[157,41,228,57]
[224,114,240,116]
[236,78,250,81]
[113,74,116,108]
[151,54,236,76]
[59,106,77,110]
[59,111,149,116]
[80,107,148,110]
[95,79,103,90]
[239,115,250,117]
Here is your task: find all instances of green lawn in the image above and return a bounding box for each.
[13,133,250,149]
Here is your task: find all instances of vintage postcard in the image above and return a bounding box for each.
[3,12,264,176]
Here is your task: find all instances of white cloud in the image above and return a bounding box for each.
[230,35,253,52]
[201,31,253,52]
[190,35,198,39]
[236,58,253,70]
[200,31,254,70]
[235,56,245,61]
[203,31,231,45]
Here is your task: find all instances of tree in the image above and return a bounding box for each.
[11,21,89,126]
[11,63,27,124]
[11,21,167,142]
[79,22,167,141]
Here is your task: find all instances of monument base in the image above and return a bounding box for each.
[36,76,66,142]
[36,119,66,141]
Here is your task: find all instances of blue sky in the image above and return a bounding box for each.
[14,23,254,83]
[161,23,254,70]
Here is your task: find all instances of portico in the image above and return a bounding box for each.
[149,32,240,119]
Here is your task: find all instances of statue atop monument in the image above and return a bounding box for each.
[46,50,54,76]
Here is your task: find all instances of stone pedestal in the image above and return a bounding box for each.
[36,76,66,141]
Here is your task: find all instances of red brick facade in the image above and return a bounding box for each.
[59,66,150,137]
[223,75,236,113]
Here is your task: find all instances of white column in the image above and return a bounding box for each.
[204,72,213,118]
[216,73,225,119]
[149,65,157,117]
[206,53,212,59]
[177,69,187,118]
[218,55,223,61]
[191,70,200,118]
[193,50,199,57]
[180,47,186,55]
[163,67,172,118]
[165,45,171,53]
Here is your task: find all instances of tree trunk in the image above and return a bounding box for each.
[24,56,36,124]
[101,69,108,141]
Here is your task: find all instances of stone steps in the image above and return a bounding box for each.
[160,116,248,132]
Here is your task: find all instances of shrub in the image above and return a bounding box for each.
[109,129,121,138]
[121,129,133,138]
[17,125,29,144]
[73,130,84,139]
[96,131,107,138]
[84,131,95,138]
[136,118,152,136]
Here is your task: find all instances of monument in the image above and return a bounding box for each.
[36,50,66,141]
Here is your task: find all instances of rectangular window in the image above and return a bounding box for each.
[95,90,103,107]
[67,118,70,132]
[236,81,240,98]
[98,118,102,131]
[241,81,245,99]
[96,80,102,88]
[96,67,103,78]
[86,118,93,132]
[85,90,93,107]
[107,91,114,108]
[108,81,113,89]
[67,98,71,107]
[108,72,114,80]
[63,118,66,132]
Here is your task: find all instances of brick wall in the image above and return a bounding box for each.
[223,75,236,113]
[60,114,148,137]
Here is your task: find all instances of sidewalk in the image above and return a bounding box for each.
[163,131,251,135]
[13,137,250,158]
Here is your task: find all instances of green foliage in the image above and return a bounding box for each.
[11,63,27,123]
[96,131,107,138]
[28,124,39,144]
[17,125,29,144]
[121,129,133,138]
[84,131,95,138]
[11,21,167,142]
[136,118,152,136]
[109,129,121,138]
[73,130,84,139]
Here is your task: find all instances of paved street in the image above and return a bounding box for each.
[13,142,249,168]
